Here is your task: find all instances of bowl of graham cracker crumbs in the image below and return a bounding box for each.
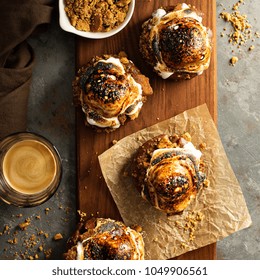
[59,0,135,39]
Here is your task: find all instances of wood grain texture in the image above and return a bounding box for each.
[75,0,217,259]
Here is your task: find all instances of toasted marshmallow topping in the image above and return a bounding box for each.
[76,241,84,260]
[141,3,212,79]
[80,57,144,129]
[143,138,203,213]
[74,218,144,260]
[150,139,202,168]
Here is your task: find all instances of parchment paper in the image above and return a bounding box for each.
[98,104,252,259]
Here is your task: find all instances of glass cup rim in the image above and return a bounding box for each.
[0,131,63,207]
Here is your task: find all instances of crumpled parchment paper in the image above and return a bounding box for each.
[98,104,252,259]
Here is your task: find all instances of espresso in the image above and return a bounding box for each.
[3,140,57,194]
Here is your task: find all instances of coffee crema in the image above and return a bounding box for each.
[3,140,57,194]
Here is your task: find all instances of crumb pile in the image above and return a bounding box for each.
[219,0,259,65]
[64,0,131,32]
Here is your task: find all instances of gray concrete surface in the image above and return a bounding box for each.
[216,0,260,259]
[0,0,259,259]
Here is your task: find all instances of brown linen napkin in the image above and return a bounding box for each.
[0,0,54,139]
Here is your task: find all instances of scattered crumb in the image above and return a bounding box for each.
[112,139,118,145]
[199,142,207,150]
[175,210,205,247]
[53,233,63,241]
[232,0,244,11]
[3,225,10,234]
[7,238,18,244]
[77,210,87,221]
[182,132,192,142]
[230,56,239,65]
[181,242,189,249]
[19,219,31,231]
[219,0,259,64]
[184,211,204,241]
[131,225,143,233]
[1,201,74,260]
[203,179,210,188]
[44,248,52,259]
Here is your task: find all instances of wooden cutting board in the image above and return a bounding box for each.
[75,0,217,259]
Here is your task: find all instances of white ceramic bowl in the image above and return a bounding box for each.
[59,0,135,39]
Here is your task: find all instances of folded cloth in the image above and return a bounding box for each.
[0,0,54,139]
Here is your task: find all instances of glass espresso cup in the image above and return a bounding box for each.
[0,132,62,207]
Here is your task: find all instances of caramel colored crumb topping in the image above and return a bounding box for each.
[64,0,131,32]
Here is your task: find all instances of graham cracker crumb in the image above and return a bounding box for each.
[77,210,87,221]
[203,179,210,188]
[181,242,189,249]
[220,1,259,64]
[38,245,44,252]
[64,0,131,32]
[112,139,118,145]
[230,56,239,65]
[199,142,207,150]
[3,225,10,234]
[53,233,63,241]
[19,219,31,231]
[44,248,52,259]
[131,225,142,233]
[182,132,192,142]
